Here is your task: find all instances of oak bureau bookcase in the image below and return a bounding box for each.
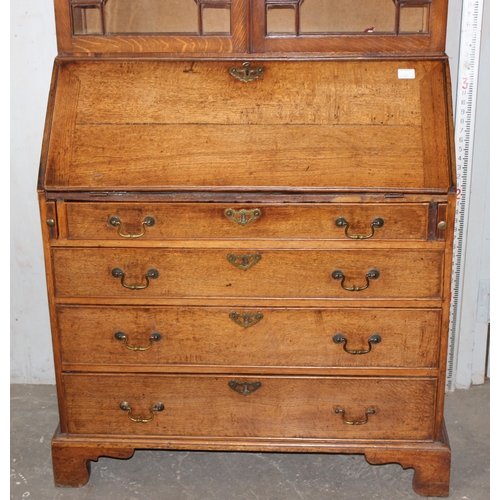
[38,0,456,496]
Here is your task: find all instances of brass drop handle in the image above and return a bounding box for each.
[331,269,380,292]
[335,217,384,239]
[335,408,375,425]
[114,331,162,351]
[225,208,262,226]
[227,253,262,270]
[333,333,382,354]
[120,401,164,423]
[111,268,159,290]
[228,380,262,396]
[109,215,155,238]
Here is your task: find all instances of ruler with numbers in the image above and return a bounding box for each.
[446,0,485,392]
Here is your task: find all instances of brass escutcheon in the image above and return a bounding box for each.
[331,268,380,292]
[333,333,382,354]
[229,62,265,83]
[111,268,159,290]
[120,401,164,423]
[114,331,162,351]
[109,215,155,238]
[227,253,262,270]
[335,217,384,239]
[228,380,262,396]
[229,312,264,328]
[224,208,262,226]
[334,408,375,425]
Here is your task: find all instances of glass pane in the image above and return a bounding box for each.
[72,6,103,35]
[399,5,430,33]
[202,7,231,34]
[267,6,296,34]
[300,0,396,34]
[104,0,199,34]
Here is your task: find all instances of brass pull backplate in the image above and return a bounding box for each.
[227,253,262,270]
[225,208,261,226]
[229,312,264,328]
[228,380,262,396]
[229,62,264,83]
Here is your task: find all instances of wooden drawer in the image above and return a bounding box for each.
[62,202,430,241]
[52,247,443,300]
[63,374,436,441]
[57,305,441,369]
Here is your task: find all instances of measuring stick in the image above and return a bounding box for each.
[446,0,485,392]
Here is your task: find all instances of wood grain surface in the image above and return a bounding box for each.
[62,202,431,241]
[56,305,441,368]
[62,373,437,440]
[51,247,444,299]
[43,59,452,192]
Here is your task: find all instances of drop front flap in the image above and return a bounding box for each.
[42,59,452,194]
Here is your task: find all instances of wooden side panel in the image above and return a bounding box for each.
[420,62,451,189]
[45,63,80,188]
[63,374,437,440]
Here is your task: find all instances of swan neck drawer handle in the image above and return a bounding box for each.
[335,408,375,425]
[114,331,162,351]
[119,401,164,423]
[335,217,384,239]
[111,268,159,290]
[331,269,380,292]
[332,333,382,354]
[109,215,155,238]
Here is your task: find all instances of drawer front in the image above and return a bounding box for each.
[64,202,430,241]
[63,374,436,441]
[58,306,441,369]
[52,248,443,299]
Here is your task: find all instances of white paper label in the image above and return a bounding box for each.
[398,68,416,79]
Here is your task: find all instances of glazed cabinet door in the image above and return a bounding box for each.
[251,0,448,54]
[54,0,249,54]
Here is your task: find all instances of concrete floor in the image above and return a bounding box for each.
[11,382,489,500]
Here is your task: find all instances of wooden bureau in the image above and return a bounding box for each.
[39,1,456,496]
